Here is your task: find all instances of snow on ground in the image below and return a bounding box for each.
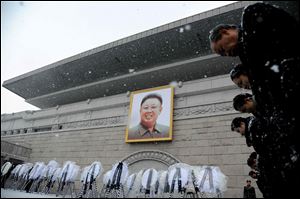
[1,188,64,198]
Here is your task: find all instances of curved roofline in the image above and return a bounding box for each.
[3,1,255,85]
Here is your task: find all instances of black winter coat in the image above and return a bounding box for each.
[243,186,256,198]
[237,2,300,117]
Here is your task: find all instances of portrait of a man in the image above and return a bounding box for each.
[126,86,173,143]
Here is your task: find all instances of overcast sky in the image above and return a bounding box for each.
[1,1,236,114]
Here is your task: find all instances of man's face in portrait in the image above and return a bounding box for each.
[140,98,162,129]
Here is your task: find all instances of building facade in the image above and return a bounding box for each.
[1,1,298,197]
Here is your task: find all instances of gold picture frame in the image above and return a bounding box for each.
[125,85,174,143]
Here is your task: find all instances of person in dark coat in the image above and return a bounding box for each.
[239,2,299,94]
[232,94,292,172]
[232,99,298,197]
[209,2,299,146]
[210,3,299,196]
[209,3,299,104]
[232,91,299,197]
[209,2,299,129]
[243,180,256,198]
[231,116,275,198]
[231,116,271,159]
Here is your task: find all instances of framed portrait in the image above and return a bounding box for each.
[125,85,174,143]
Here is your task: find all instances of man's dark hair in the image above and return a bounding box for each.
[230,63,249,81]
[233,93,252,111]
[140,93,163,107]
[249,152,257,160]
[231,117,246,131]
[209,24,238,42]
[247,157,256,168]
[248,171,256,177]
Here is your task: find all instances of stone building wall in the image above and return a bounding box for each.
[1,75,261,197]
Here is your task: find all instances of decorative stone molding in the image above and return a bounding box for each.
[173,101,235,120]
[121,150,181,166]
[62,116,125,129]
[59,102,234,130]
[1,101,236,136]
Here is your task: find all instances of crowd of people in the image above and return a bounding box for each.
[209,2,299,198]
